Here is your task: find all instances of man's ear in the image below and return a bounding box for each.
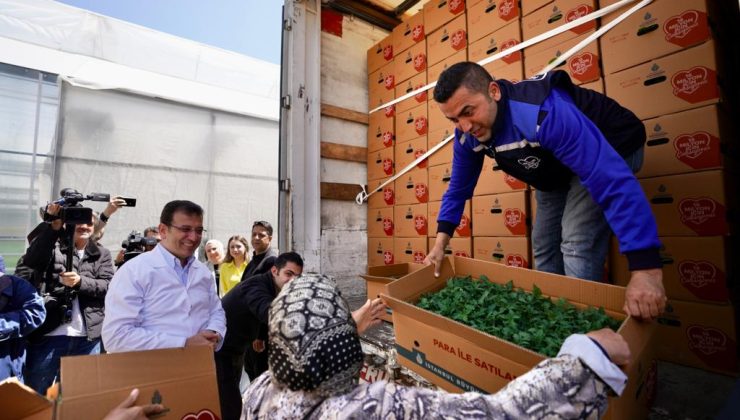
[489,81,502,101]
[158,223,168,239]
[271,265,279,277]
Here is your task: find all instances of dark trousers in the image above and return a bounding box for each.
[215,351,244,420]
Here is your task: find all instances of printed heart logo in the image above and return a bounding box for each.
[504,174,526,189]
[671,66,717,103]
[565,5,595,34]
[678,197,726,235]
[382,158,393,175]
[504,208,526,235]
[414,214,428,235]
[498,0,518,20]
[181,409,219,420]
[414,149,428,168]
[384,105,395,117]
[384,74,395,90]
[413,53,427,72]
[412,24,425,42]
[678,260,727,302]
[383,250,394,265]
[568,52,599,82]
[382,131,394,147]
[414,183,429,203]
[412,250,427,263]
[663,10,708,47]
[382,45,393,61]
[382,217,394,236]
[500,39,521,64]
[414,116,428,135]
[451,30,467,50]
[448,0,465,15]
[454,250,471,257]
[414,84,427,102]
[383,187,395,205]
[506,254,527,268]
[687,325,727,356]
[674,131,719,169]
[456,214,472,237]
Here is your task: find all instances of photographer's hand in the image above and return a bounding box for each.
[46,203,64,230]
[60,271,81,288]
[101,196,127,222]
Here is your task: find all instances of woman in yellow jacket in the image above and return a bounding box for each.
[219,235,250,296]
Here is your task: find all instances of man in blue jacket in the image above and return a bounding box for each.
[1,257,46,383]
[425,62,665,321]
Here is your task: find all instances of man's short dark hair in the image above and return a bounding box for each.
[143,226,158,237]
[433,61,494,103]
[252,220,273,236]
[160,200,204,225]
[274,252,303,270]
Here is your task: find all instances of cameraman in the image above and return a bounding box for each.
[17,203,114,395]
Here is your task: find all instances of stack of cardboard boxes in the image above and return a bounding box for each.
[601,0,738,375]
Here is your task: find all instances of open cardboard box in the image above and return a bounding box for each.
[0,378,54,420]
[363,263,425,322]
[382,256,656,419]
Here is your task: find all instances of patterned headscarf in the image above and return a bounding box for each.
[268,274,364,397]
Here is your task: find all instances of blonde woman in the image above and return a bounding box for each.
[220,235,250,296]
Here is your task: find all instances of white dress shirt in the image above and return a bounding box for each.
[102,244,226,353]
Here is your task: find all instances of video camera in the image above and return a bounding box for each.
[42,188,111,225]
[119,230,159,266]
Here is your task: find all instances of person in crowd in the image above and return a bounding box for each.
[17,205,114,394]
[219,235,250,297]
[425,62,665,321]
[92,196,127,243]
[217,253,385,420]
[1,261,46,383]
[102,200,226,353]
[243,274,630,418]
[241,221,278,280]
[142,226,160,251]
[204,239,225,294]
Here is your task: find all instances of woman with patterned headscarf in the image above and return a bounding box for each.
[242,274,631,419]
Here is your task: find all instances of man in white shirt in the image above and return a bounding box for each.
[102,200,226,353]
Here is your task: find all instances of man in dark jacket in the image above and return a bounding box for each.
[425,62,665,321]
[0,268,46,383]
[16,203,114,394]
[240,221,278,280]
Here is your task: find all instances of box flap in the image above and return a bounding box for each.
[0,378,54,420]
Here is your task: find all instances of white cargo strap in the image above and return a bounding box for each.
[357,0,653,205]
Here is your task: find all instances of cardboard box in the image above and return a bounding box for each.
[0,378,53,420]
[468,20,523,75]
[580,77,603,93]
[638,105,734,178]
[428,163,453,202]
[423,0,467,33]
[394,166,430,204]
[395,136,429,172]
[393,237,428,264]
[427,127,455,166]
[395,72,428,113]
[474,236,532,268]
[363,263,425,322]
[367,146,395,181]
[524,31,601,84]
[395,102,428,143]
[368,237,395,266]
[472,191,529,236]
[427,13,469,66]
[367,177,395,209]
[58,346,220,419]
[467,0,521,43]
[427,48,468,85]
[369,61,396,110]
[640,170,735,236]
[530,189,538,228]
[474,158,528,195]
[428,199,472,238]
[367,109,395,153]
[427,93,454,135]
[522,0,553,16]
[395,203,430,237]
[393,40,428,85]
[428,237,472,258]
[655,299,737,375]
[521,0,597,55]
[604,41,721,120]
[383,257,656,419]
[392,11,426,55]
[611,236,732,304]
[368,34,394,73]
[368,206,395,237]
[600,0,718,75]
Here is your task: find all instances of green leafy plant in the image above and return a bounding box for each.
[416,276,622,357]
